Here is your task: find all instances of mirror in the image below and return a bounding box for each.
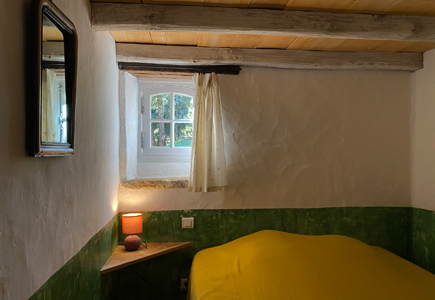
[29,0,77,157]
[42,15,67,144]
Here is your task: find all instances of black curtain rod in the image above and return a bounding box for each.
[118,63,241,75]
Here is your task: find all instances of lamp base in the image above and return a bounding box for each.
[124,235,142,251]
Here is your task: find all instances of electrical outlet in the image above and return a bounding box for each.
[182,217,194,229]
[180,278,188,291]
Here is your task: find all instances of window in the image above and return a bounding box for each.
[139,79,195,158]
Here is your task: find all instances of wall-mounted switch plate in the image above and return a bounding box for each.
[182,217,194,229]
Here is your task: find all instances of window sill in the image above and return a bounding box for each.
[138,155,191,164]
[121,178,189,190]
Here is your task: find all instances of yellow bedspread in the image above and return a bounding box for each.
[188,230,435,300]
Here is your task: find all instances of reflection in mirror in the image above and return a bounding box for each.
[41,13,67,143]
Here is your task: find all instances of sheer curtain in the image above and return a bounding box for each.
[188,73,228,192]
[41,69,57,142]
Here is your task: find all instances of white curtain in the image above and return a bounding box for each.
[41,69,57,142]
[188,73,228,192]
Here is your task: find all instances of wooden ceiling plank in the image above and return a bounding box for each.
[286,36,346,51]
[116,43,423,71]
[43,27,64,41]
[91,3,435,42]
[287,37,314,49]
[110,31,128,42]
[230,34,263,48]
[110,30,435,53]
[204,0,251,8]
[250,0,291,9]
[256,36,298,49]
[150,32,167,44]
[344,0,403,14]
[284,0,338,12]
[292,37,347,51]
[398,42,435,53]
[112,31,153,43]
[388,1,435,16]
[159,0,205,5]
[166,32,200,45]
[130,31,152,43]
[331,39,388,52]
[373,0,406,12]
[373,40,417,52]
[197,33,236,47]
[322,0,356,13]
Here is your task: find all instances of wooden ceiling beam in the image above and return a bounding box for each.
[116,43,423,71]
[92,3,435,42]
[42,42,64,62]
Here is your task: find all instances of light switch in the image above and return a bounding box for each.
[182,217,194,229]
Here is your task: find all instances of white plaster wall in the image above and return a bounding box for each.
[137,162,190,178]
[119,71,138,181]
[119,67,411,212]
[0,0,119,299]
[411,49,435,212]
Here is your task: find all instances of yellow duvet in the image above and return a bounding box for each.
[188,230,435,300]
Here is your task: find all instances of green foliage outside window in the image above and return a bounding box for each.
[150,93,193,148]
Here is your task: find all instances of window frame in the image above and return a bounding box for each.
[138,79,195,160]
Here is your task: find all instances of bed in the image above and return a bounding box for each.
[188,230,435,300]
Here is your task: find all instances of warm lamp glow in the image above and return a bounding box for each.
[122,213,143,235]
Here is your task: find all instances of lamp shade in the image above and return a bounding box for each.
[122,213,143,235]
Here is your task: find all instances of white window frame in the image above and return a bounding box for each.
[138,78,195,162]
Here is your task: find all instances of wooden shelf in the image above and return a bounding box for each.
[101,242,193,275]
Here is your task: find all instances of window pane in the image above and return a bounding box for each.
[174,94,193,120]
[151,122,170,147]
[174,123,193,147]
[151,94,170,119]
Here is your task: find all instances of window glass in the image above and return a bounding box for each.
[140,83,194,157]
[151,94,170,119]
[174,94,193,120]
[174,123,193,147]
[151,122,170,147]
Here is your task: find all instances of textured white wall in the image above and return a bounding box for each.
[119,67,412,212]
[412,49,435,212]
[0,0,119,299]
[137,162,190,178]
[119,71,138,181]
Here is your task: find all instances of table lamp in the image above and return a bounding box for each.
[122,213,146,251]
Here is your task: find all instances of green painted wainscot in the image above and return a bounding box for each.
[28,215,119,300]
[29,207,435,300]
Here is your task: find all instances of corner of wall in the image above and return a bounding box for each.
[410,49,435,212]
[119,71,127,182]
[118,71,139,181]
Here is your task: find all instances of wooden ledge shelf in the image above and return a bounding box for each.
[101,242,193,275]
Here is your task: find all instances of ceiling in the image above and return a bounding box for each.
[91,0,435,53]
[43,27,64,42]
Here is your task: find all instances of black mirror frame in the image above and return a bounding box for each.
[29,0,77,157]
